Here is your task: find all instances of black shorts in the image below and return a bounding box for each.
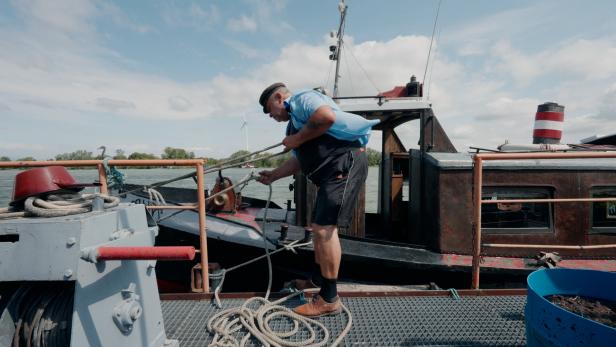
[310,149,368,228]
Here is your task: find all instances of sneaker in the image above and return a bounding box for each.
[292,295,342,317]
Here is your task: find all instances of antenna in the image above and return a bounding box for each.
[330,0,347,98]
[423,0,442,85]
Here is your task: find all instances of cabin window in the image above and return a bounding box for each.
[590,187,616,233]
[481,187,553,233]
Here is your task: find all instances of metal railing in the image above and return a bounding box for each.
[471,151,616,289]
[0,159,211,292]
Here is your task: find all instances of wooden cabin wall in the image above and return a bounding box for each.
[434,169,616,258]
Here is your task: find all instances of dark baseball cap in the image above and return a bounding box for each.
[259,82,286,113]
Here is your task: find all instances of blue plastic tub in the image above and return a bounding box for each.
[526,269,616,346]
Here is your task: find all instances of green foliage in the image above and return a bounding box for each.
[253,152,274,167]
[113,149,127,160]
[273,152,291,167]
[12,146,380,170]
[228,150,251,160]
[0,156,10,161]
[128,152,159,160]
[366,148,381,166]
[55,150,94,161]
[161,147,195,159]
[202,157,219,166]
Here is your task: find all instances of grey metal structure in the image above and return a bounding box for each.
[0,203,178,347]
[161,294,527,346]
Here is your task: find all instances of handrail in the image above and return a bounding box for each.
[0,159,210,292]
[471,151,616,289]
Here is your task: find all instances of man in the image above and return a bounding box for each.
[257,82,378,317]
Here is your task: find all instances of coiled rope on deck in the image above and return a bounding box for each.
[0,193,120,219]
[207,291,353,347]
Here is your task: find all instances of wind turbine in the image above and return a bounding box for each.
[240,115,248,152]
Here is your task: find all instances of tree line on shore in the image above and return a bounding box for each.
[1,146,382,168]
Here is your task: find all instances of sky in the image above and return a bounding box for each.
[1,0,615,160]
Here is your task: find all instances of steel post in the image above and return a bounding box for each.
[471,156,483,289]
[97,164,109,194]
[196,163,209,292]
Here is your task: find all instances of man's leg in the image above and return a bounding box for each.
[292,223,342,317]
[311,238,323,286]
[312,223,341,303]
[312,223,341,279]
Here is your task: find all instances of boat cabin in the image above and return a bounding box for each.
[291,91,616,260]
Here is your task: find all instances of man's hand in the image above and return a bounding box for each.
[257,170,277,185]
[282,134,302,152]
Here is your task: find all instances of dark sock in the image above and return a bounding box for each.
[319,277,338,303]
[311,263,323,286]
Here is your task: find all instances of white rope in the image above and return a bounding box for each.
[207,292,352,347]
[145,188,166,205]
[0,193,120,219]
[0,207,26,219]
[24,194,120,217]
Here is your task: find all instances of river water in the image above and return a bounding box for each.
[0,167,383,212]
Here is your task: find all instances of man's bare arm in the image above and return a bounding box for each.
[282,106,335,150]
[257,156,301,185]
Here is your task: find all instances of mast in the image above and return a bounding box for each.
[331,1,347,98]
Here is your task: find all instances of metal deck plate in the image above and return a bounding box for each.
[161,295,526,346]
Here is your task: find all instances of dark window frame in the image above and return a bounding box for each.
[590,186,616,234]
[481,186,554,234]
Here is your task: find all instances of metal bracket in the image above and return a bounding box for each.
[112,283,143,334]
[80,247,98,263]
[108,228,135,241]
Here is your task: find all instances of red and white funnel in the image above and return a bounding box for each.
[533,102,565,144]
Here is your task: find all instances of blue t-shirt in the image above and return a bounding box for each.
[285,90,379,145]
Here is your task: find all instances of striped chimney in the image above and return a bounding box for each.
[533,102,565,144]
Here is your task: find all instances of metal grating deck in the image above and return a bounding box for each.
[161,295,526,346]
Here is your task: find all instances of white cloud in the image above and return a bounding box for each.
[168,96,193,112]
[240,0,293,34]
[490,40,542,86]
[444,2,553,56]
[0,142,47,151]
[227,15,257,33]
[98,1,153,34]
[95,97,135,111]
[543,39,616,80]
[489,38,616,87]
[10,0,97,35]
[2,0,616,158]
[161,2,220,30]
[222,39,263,58]
[597,84,616,120]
